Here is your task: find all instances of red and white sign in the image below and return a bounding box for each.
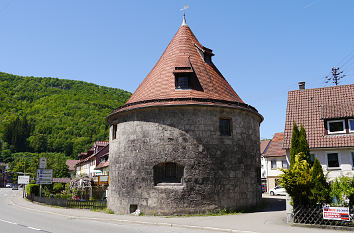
[323,206,350,221]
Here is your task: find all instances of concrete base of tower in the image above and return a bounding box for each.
[107,105,262,215]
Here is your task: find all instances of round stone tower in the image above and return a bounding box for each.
[107,18,263,215]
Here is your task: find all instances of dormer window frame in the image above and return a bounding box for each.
[349,119,354,133]
[327,119,346,134]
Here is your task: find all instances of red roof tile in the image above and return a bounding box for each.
[66,160,79,171]
[260,140,271,155]
[264,133,286,157]
[283,84,354,149]
[96,161,109,169]
[109,23,260,117]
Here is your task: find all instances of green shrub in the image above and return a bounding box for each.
[53,183,64,193]
[25,184,40,196]
[330,176,354,206]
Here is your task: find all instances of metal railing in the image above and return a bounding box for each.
[26,195,107,209]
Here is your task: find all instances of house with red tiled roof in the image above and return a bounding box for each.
[66,160,79,178]
[283,83,354,180]
[263,133,288,191]
[76,141,109,178]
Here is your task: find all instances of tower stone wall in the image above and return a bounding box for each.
[108,105,262,215]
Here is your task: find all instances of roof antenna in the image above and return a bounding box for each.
[180,5,189,26]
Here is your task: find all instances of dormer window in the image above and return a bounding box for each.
[327,120,345,134]
[176,76,190,89]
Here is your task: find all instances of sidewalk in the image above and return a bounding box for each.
[10,192,347,233]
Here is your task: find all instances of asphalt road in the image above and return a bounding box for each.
[0,188,352,233]
[0,188,215,233]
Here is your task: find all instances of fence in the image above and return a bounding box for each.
[293,205,353,227]
[26,195,107,209]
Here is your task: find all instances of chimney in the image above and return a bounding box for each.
[298,82,305,90]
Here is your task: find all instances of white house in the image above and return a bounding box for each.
[283,83,354,180]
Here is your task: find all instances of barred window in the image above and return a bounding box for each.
[153,162,184,185]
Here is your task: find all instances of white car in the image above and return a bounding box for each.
[5,183,12,188]
[269,185,287,196]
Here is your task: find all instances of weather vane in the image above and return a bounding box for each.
[180,5,189,25]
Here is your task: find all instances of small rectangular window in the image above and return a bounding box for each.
[351,152,354,168]
[327,153,339,168]
[349,119,354,133]
[282,160,288,168]
[112,124,117,140]
[176,76,189,89]
[219,119,231,136]
[271,160,277,169]
[327,120,345,134]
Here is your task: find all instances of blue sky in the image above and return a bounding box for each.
[1,0,353,139]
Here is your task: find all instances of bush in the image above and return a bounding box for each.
[330,176,354,206]
[25,184,40,196]
[53,183,64,193]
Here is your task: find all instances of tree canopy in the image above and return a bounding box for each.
[0,72,131,162]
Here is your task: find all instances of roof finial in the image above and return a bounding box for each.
[180,5,189,26]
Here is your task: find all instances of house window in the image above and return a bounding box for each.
[112,124,117,140]
[219,118,231,136]
[271,160,277,169]
[282,160,288,168]
[351,152,354,168]
[349,119,354,133]
[327,153,339,168]
[176,76,189,89]
[153,162,184,185]
[327,120,345,134]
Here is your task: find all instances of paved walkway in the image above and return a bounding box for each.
[10,191,351,233]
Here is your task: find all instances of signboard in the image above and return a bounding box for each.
[18,175,30,185]
[98,175,109,185]
[323,206,350,221]
[36,169,53,184]
[39,157,47,169]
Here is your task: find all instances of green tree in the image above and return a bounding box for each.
[281,153,312,206]
[289,122,300,167]
[3,116,32,152]
[309,158,330,204]
[298,125,310,164]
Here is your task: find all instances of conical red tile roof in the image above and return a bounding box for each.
[110,23,260,116]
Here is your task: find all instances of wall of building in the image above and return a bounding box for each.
[265,156,288,191]
[108,105,262,215]
[285,149,354,181]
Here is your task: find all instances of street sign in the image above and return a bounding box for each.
[39,157,47,169]
[323,206,350,221]
[98,175,109,185]
[36,169,53,184]
[18,175,30,185]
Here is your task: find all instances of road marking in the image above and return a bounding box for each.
[0,218,50,232]
[0,219,17,224]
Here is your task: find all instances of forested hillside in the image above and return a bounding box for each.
[0,72,131,163]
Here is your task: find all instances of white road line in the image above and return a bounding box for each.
[0,219,17,224]
[27,226,42,231]
[0,218,43,231]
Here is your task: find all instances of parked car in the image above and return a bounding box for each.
[12,184,18,190]
[269,185,287,196]
[5,183,12,188]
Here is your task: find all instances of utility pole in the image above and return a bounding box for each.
[325,67,346,85]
